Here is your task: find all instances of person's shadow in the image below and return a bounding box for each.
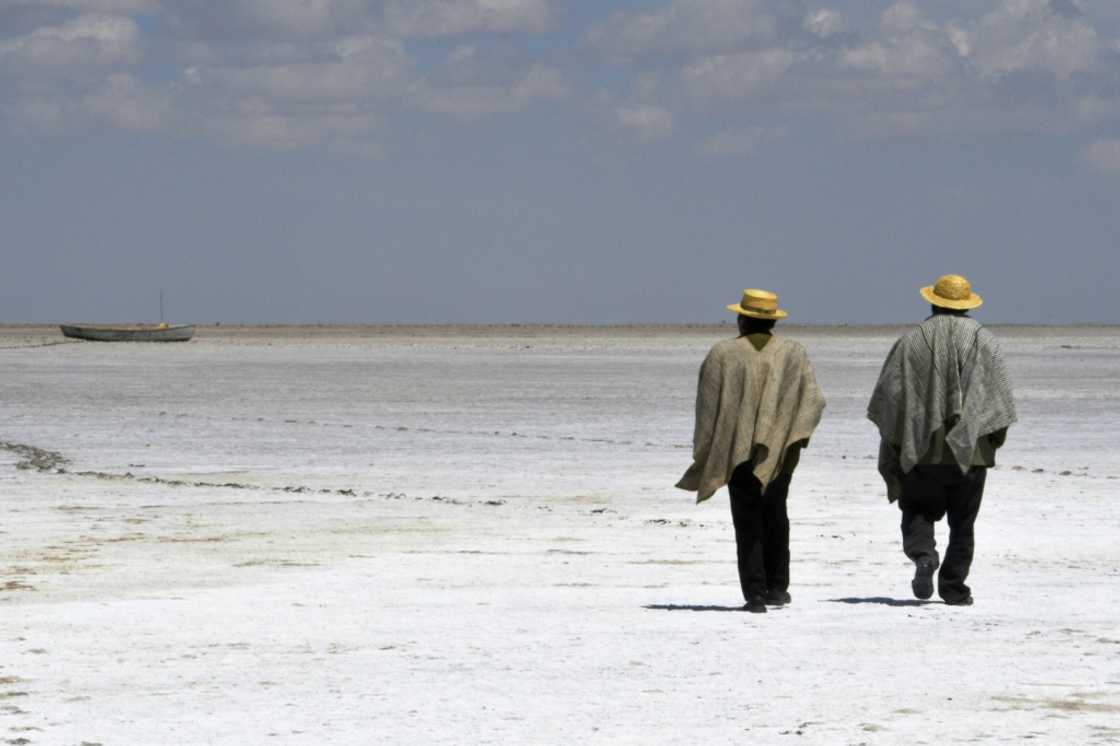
[645,598,935,611]
[644,603,750,612]
[824,596,933,607]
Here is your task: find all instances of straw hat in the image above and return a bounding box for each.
[725,288,788,319]
[920,274,983,310]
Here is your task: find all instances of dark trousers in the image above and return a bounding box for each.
[728,465,791,601]
[899,465,986,603]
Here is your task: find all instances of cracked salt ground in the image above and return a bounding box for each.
[1,325,1119,744]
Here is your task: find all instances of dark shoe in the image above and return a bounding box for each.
[744,595,768,613]
[911,557,937,600]
[765,589,791,606]
[944,595,974,606]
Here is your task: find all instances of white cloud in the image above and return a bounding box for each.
[2,0,1118,157]
[0,14,141,70]
[158,0,369,40]
[231,0,363,36]
[1076,95,1120,123]
[197,35,413,104]
[3,71,170,134]
[206,111,322,149]
[838,99,1083,140]
[587,0,796,55]
[162,0,552,40]
[699,125,779,156]
[681,48,794,100]
[384,0,552,38]
[447,44,478,69]
[840,3,965,81]
[200,96,383,150]
[0,0,157,11]
[1081,138,1120,172]
[947,26,971,58]
[169,32,415,149]
[7,96,70,132]
[804,8,842,39]
[614,104,675,142]
[880,0,925,35]
[840,38,959,80]
[81,72,171,131]
[970,0,1101,78]
[417,65,567,117]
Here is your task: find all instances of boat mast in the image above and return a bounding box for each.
[159,289,164,323]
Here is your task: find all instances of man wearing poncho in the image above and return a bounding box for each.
[868,274,1017,606]
[677,289,825,614]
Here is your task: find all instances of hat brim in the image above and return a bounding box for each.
[726,303,788,319]
[920,286,983,310]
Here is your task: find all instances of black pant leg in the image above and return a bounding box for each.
[728,466,766,601]
[762,473,791,593]
[898,466,948,567]
[939,467,986,603]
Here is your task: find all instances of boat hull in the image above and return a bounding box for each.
[60,324,195,342]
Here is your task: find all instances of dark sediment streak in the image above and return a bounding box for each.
[0,440,524,510]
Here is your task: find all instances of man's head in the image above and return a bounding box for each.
[738,315,777,335]
[920,274,983,312]
[930,305,969,316]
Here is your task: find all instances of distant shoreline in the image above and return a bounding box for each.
[2,322,1118,339]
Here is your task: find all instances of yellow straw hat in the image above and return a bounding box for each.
[725,288,788,319]
[920,274,983,310]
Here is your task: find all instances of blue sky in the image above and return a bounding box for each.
[2,0,1119,324]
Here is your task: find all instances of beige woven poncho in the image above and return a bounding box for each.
[677,336,826,503]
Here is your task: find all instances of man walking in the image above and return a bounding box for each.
[868,274,1017,606]
[678,289,825,613]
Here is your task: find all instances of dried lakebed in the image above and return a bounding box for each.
[1,326,1118,744]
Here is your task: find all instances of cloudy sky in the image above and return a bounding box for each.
[2,0,1118,324]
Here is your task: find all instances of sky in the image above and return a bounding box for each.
[2,0,1119,325]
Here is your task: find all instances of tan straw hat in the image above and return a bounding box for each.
[920,274,983,310]
[726,288,788,319]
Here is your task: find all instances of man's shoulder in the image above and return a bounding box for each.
[973,323,999,342]
[705,337,746,362]
[708,336,745,353]
[892,324,923,346]
[949,315,982,332]
[771,335,806,354]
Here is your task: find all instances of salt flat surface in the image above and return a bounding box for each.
[1,325,1118,745]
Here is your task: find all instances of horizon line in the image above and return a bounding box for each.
[3,321,1119,329]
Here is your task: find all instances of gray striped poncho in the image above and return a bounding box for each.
[868,314,1017,482]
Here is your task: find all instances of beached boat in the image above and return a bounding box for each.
[59,323,195,342]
